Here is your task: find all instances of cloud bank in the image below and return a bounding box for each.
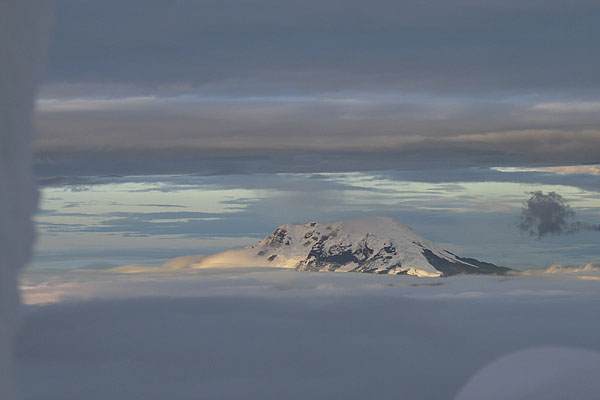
[34,94,600,175]
[16,269,600,399]
[519,263,600,277]
[103,249,296,274]
[33,0,600,175]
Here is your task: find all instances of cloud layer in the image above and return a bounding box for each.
[34,0,600,174]
[16,269,600,399]
[34,93,600,173]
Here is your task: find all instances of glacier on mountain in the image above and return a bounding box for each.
[199,216,510,277]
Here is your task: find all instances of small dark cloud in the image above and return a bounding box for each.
[519,191,600,238]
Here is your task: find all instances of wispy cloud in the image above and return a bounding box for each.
[519,262,600,277]
[532,102,600,113]
[493,165,600,176]
[36,96,159,112]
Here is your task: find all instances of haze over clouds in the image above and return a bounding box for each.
[101,253,600,280]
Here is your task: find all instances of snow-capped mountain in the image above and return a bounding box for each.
[247,216,510,277]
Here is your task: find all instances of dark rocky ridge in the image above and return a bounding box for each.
[421,249,511,276]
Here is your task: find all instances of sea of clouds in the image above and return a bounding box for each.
[16,267,600,400]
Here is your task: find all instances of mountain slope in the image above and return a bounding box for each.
[246,216,510,277]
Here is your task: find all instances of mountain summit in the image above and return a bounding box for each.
[247,216,510,277]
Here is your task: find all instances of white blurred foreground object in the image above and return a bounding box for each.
[0,2,52,398]
[455,346,600,400]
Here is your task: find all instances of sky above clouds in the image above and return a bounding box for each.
[28,0,600,270]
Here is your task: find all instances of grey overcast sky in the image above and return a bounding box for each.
[24,0,600,273]
[35,0,600,176]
